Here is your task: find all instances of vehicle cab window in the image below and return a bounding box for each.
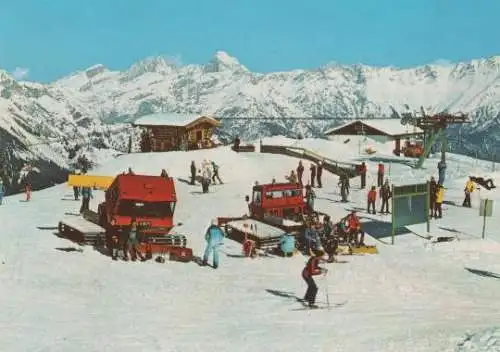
[253,190,261,204]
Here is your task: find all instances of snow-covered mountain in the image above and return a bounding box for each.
[1,51,500,193]
[2,136,500,351]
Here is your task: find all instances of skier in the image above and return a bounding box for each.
[285,170,298,183]
[359,162,367,189]
[80,186,92,214]
[301,248,327,308]
[305,185,316,213]
[379,180,391,214]
[202,219,225,269]
[127,167,135,175]
[309,163,316,188]
[367,186,376,214]
[296,161,304,186]
[434,184,444,218]
[437,160,446,185]
[462,177,475,208]
[211,161,223,184]
[127,219,145,261]
[190,161,197,185]
[377,163,385,187]
[0,179,4,205]
[338,173,350,202]
[316,161,323,188]
[73,169,80,200]
[201,166,211,193]
[429,176,437,217]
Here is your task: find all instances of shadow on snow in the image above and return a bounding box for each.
[465,267,500,280]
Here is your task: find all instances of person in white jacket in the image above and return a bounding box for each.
[201,164,212,193]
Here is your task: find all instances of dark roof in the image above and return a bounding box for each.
[325,119,424,137]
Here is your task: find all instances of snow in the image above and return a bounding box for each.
[324,118,424,137]
[1,135,500,351]
[133,113,218,127]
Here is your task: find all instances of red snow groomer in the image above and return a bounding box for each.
[58,174,192,262]
[218,182,326,253]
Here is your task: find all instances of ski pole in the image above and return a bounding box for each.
[323,270,330,309]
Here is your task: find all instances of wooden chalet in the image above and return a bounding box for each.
[132,113,222,152]
[324,119,424,156]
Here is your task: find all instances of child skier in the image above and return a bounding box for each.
[301,248,327,308]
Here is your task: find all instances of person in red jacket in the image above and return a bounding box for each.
[242,232,257,258]
[377,163,385,187]
[301,248,327,308]
[346,211,365,246]
[367,186,377,214]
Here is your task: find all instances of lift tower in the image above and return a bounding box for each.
[395,107,470,168]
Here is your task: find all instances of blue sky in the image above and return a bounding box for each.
[0,0,498,82]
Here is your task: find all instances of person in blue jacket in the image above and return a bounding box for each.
[279,232,296,257]
[202,219,225,269]
[0,179,4,205]
[437,160,446,185]
[80,186,93,214]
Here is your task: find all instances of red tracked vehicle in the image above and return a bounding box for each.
[58,174,192,262]
[217,182,324,251]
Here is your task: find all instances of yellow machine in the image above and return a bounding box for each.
[67,174,115,190]
[337,244,379,255]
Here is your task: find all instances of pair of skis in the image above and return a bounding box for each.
[291,297,347,311]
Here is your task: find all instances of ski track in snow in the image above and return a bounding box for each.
[1,136,500,351]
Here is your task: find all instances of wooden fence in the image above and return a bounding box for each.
[260,144,359,178]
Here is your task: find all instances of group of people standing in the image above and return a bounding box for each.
[286,160,324,188]
[366,179,392,215]
[462,176,496,208]
[109,218,146,261]
[190,159,223,193]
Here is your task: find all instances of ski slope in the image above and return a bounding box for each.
[1,136,500,352]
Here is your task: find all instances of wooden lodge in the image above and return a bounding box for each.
[132,113,222,152]
[324,119,424,156]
